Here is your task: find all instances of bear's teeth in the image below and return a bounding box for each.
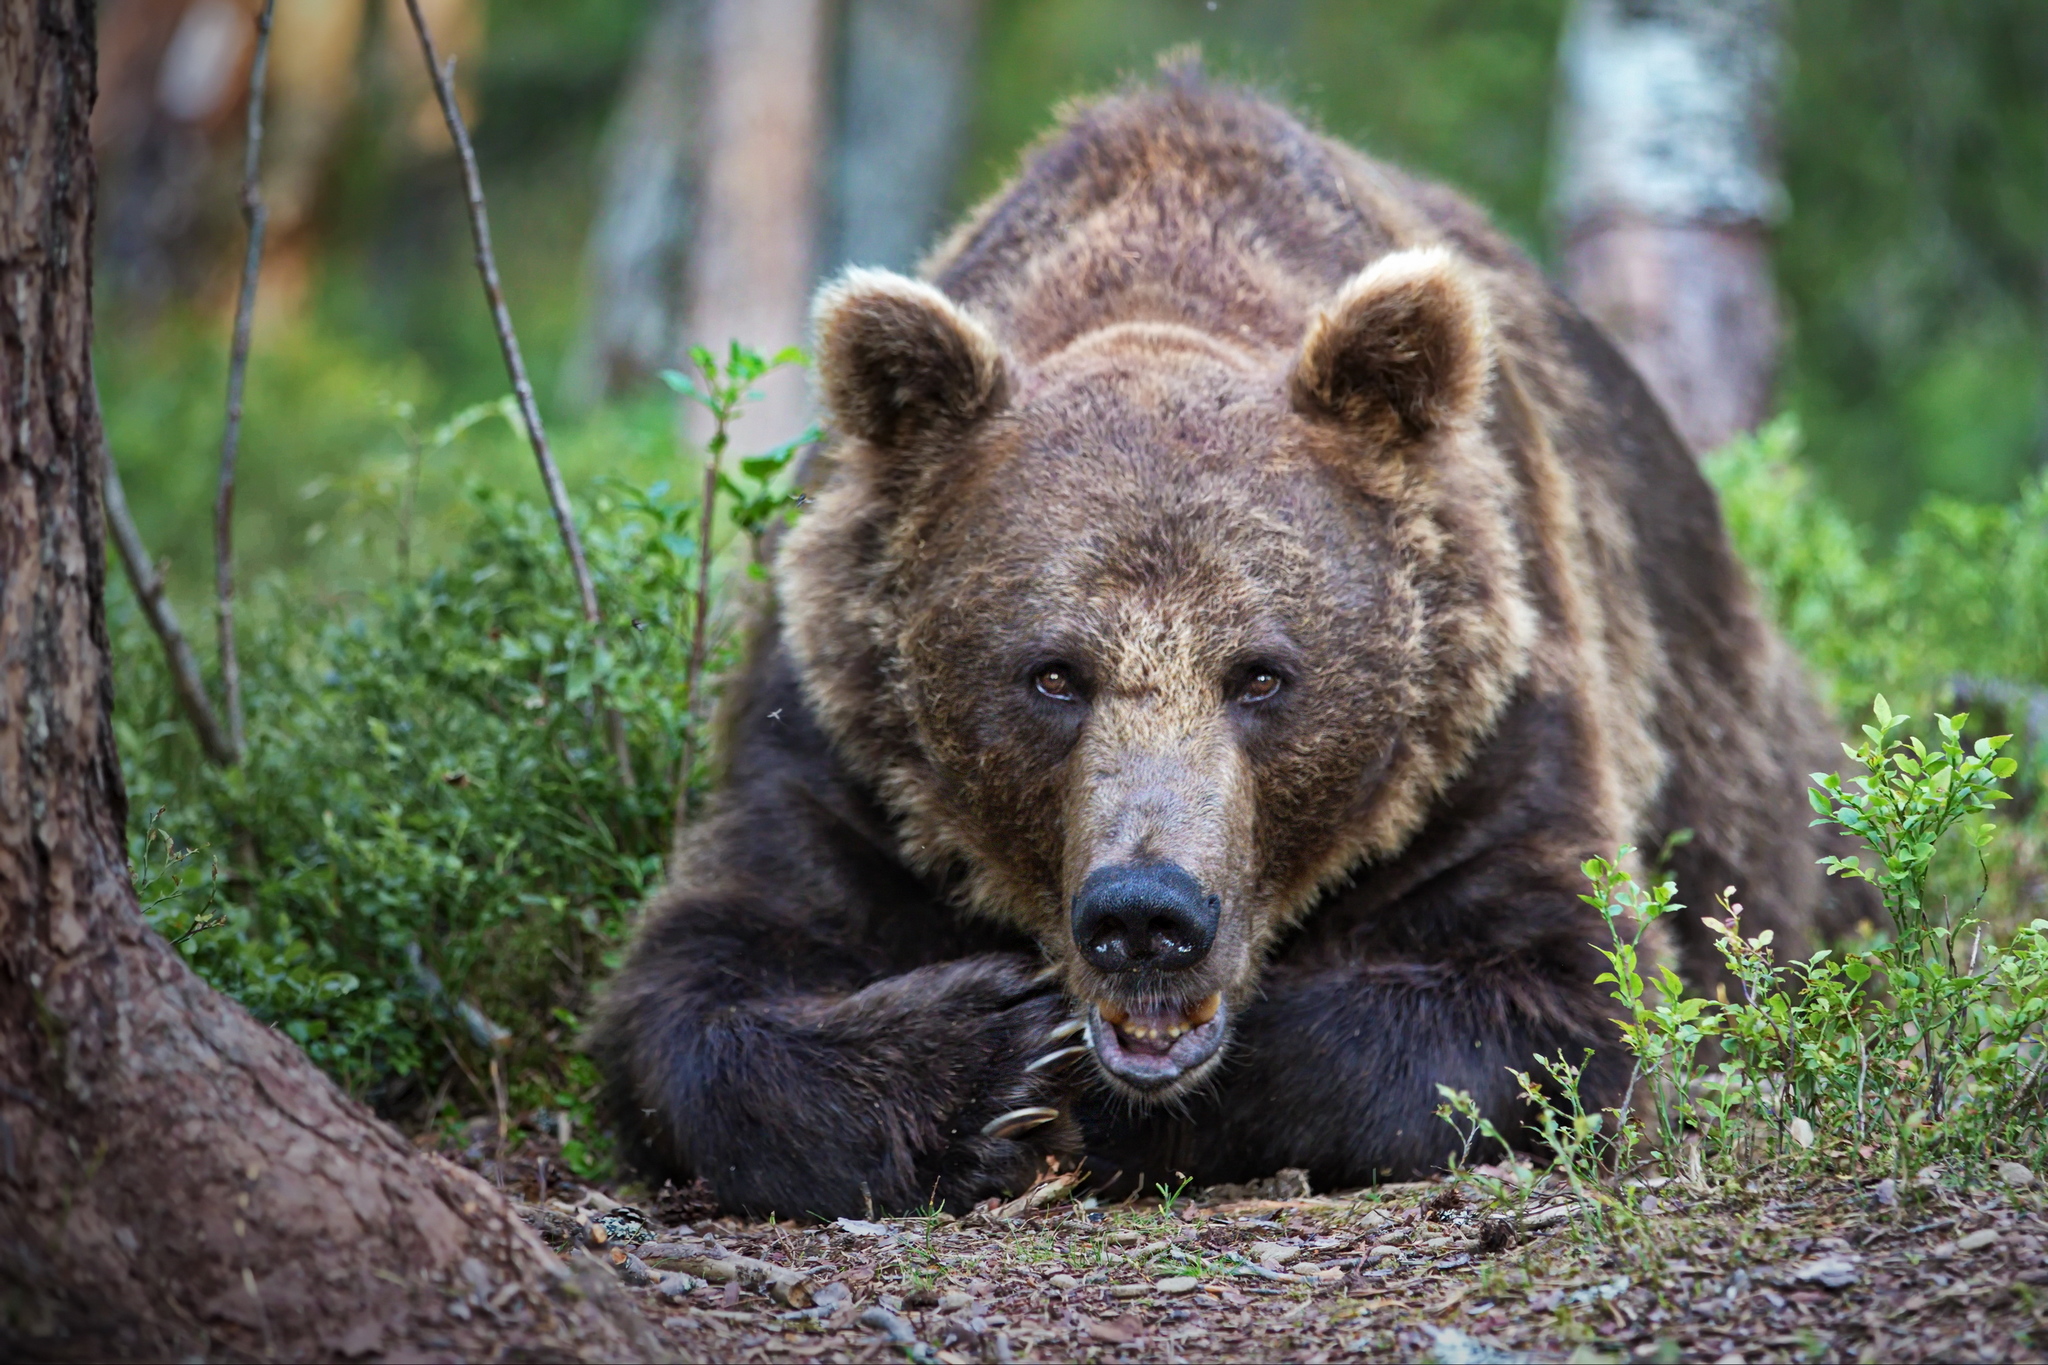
[1097,1001,1131,1028]
[1187,993,1221,1026]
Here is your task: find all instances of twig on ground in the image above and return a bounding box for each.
[403,0,635,788]
[102,449,238,765]
[211,0,275,766]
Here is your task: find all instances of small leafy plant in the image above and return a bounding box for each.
[1443,697,2040,1224]
[660,344,812,809]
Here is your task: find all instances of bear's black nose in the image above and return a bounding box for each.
[1071,863,1219,974]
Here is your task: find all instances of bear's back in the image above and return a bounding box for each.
[925,76,1452,364]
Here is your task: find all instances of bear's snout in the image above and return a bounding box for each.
[1070,862,1219,974]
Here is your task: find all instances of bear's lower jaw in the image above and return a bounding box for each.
[1088,994,1227,1093]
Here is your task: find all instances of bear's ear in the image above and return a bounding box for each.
[1289,246,1493,447]
[812,268,1010,450]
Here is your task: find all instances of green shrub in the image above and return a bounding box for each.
[116,361,802,1150]
[1442,697,2044,1229]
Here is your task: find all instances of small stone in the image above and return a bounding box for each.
[1047,1273,1079,1291]
[655,1271,702,1299]
[1249,1240,1300,1267]
[1425,1325,1531,1364]
[1156,1276,1200,1294]
[1790,1256,1859,1289]
[1087,1314,1143,1344]
[1787,1117,1815,1150]
[1872,1178,1898,1207]
[857,1306,917,1346]
[1957,1228,2001,1253]
[1109,1284,1148,1299]
[1266,1168,1312,1199]
[1999,1162,2036,1189]
[834,1217,897,1238]
[1363,1244,1401,1263]
[938,1291,972,1312]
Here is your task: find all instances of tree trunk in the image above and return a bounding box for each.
[562,0,706,405]
[825,0,983,274]
[1551,0,1787,455]
[0,6,657,1358]
[682,0,827,448]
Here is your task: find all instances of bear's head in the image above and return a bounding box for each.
[782,248,1535,1098]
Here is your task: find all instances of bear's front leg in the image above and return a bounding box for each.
[596,945,1085,1218]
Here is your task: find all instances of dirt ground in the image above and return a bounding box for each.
[449,1124,2048,1363]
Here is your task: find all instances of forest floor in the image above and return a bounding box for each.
[444,1122,2048,1363]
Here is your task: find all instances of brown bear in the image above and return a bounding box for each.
[591,72,1872,1218]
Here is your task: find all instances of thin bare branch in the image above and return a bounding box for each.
[103,448,238,766]
[403,0,636,788]
[210,0,275,765]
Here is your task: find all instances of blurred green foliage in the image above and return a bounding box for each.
[1710,418,2048,727]
[1779,0,2048,529]
[965,0,1565,250]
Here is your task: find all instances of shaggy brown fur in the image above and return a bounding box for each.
[591,72,1874,1218]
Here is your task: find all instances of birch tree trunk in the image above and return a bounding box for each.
[682,0,827,447]
[0,5,655,1357]
[1552,0,1787,455]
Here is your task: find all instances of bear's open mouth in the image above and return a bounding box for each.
[1087,993,1226,1091]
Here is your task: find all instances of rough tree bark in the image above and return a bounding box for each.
[0,5,658,1358]
[682,0,827,448]
[1552,0,1787,455]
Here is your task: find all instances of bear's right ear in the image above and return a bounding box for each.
[1289,246,1493,450]
[812,268,1010,451]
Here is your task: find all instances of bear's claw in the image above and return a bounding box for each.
[1023,1045,1088,1073]
[981,1106,1060,1139]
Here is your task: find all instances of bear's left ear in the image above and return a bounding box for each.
[812,267,1010,452]
[1289,246,1493,447]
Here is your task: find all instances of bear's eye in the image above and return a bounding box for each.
[1033,664,1081,702]
[1237,670,1283,705]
